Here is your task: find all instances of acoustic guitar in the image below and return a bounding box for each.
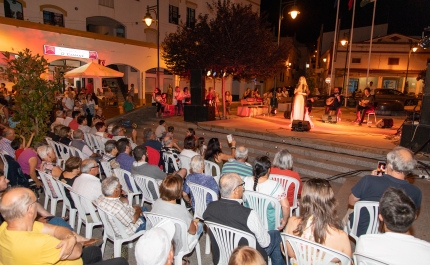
[358,99,370,107]
[326,97,335,106]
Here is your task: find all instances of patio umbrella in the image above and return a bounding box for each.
[64,61,124,78]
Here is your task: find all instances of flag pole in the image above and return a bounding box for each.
[329,0,341,94]
[345,0,356,107]
[365,0,377,86]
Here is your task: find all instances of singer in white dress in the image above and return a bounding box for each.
[290,76,314,128]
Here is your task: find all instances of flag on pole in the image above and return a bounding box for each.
[360,0,375,7]
[348,0,353,10]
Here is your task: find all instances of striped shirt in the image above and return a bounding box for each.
[0,138,15,159]
[221,159,253,178]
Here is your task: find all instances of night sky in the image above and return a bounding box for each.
[261,0,430,44]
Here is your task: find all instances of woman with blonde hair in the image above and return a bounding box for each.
[228,246,266,265]
[284,178,352,262]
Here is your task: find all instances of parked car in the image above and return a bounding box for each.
[374,88,418,106]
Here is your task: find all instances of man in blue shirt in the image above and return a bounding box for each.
[115,138,135,190]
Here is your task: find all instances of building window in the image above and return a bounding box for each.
[169,5,179,25]
[186,7,195,28]
[43,11,64,27]
[388,58,399,65]
[351,58,361,64]
[99,0,114,8]
[4,0,24,20]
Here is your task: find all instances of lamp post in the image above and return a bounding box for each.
[340,33,349,91]
[404,43,417,94]
[275,0,300,90]
[143,0,160,93]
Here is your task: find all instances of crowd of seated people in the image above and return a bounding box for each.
[0,109,428,265]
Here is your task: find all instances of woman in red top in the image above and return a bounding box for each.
[270,149,302,206]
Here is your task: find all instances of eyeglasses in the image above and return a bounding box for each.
[235,182,245,191]
[92,165,100,169]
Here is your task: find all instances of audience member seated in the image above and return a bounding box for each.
[203,173,284,265]
[77,115,90,134]
[0,127,16,158]
[270,149,302,206]
[284,178,352,261]
[63,110,73,127]
[112,125,137,145]
[135,219,175,265]
[229,246,267,265]
[132,145,167,181]
[116,138,135,173]
[221,146,253,178]
[151,174,203,250]
[59,157,82,208]
[142,128,162,152]
[356,187,430,264]
[37,145,62,198]
[68,111,81,131]
[347,146,422,237]
[205,137,236,171]
[101,140,120,172]
[179,136,199,159]
[160,136,182,174]
[50,124,64,142]
[95,176,148,236]
[0,187,128,265]
[94,122,109,143]
[155,120,167,140]
[11,132,35,160]
[16,142,43,189]
[59,126,72,146]
[50,110,65,132]
[244,156,290,231]
[70,129,100,159]
[182,155,219,211]
[195,137,206,156]
[94,108,106,123]
[72,159,102,213]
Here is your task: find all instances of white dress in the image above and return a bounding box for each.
[290,85,313,128]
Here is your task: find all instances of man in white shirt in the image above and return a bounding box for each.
[62,91,75,111]
[356,187,430,265]
[72,159,102,213]
[62,110,73,127]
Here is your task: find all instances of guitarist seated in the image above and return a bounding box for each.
[355,87,375,126]
[325,87,345,116]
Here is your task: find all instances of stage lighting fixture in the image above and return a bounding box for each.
[418,36,430,49]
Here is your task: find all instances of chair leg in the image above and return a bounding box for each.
[61,205,67,217]
[44,196,49,210]
[77,220,82,235]
[69,211,76,229]
[373,114,377,124]
[195,242,202,265]
[86,224,93,239]
[205,233,211,254]
[174,253,184,265]
[50,199,57,215]
[101,235,108,256]
[114,241,122,258]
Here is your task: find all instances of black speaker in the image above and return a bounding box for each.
[184,105,215,122]
[400,123,430,154]
[419,64,430,125]
[284,111,291,119]
[291,120,311,131]
[190,69,205,105]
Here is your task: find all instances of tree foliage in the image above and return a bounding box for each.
[162,0,292,80]
[0,49,62,143]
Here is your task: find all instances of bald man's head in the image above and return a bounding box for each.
[0,187,35,221]
[219,173,242,198]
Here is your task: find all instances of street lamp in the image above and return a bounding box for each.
[142,0,160,93]
[404,43,417,93]
[340,32,349,92]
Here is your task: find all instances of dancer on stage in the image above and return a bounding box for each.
[290,76,313,128]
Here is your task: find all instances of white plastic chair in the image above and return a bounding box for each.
[69,191,102,238]
[204,221,256,265]
[59,143,73,160]
[282,233,351,265]
[243,190,281,231]
[144,212,202,265]
[55,180,78,229]
[345,201,380,242]
[45,137,61,158]
[100,161,113,178]
[0,152,9,179]
[354,253,388,265]
[188,182,218,254]
[37,170,63,215]
[69,146,90,159]
[204,160,221,184]
[53,141,68,160]
[93,135,106,154]
[162,152,180,173]
[113,168,141,205]
[133,174,160,205]
[269,174,300,216]
[83,133,95,150]
[179,155,191,175]
[95,204,146,257]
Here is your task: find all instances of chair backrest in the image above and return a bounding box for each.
[133,174,160,204]
[187,182,218,220]
[349,201,380,241]
[59,143,73,160]
[179,155,191,175]
[70,190,101,224]
[55,180,74,209]
[204,160,221,184]
[93,135,106,154]
[162,151,180,173]
[282,233,351,265]
[43,172,64,200]
[144,212,190,254]
[113,168,140,194]
[0,152,8,179]
[146,146,160,166]
[95,203,132,239]
[242,190,281,230]
[53,141,67,160]
[204,221,256,265]
[100,161,113,178]
[70,146,90,159]
[354,253,388,265]
[269,174,300,210]
[37,170,56,199]
[83,133,94,149]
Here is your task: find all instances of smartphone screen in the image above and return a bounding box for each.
[377,161,386,175]
[226,134,232,143]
